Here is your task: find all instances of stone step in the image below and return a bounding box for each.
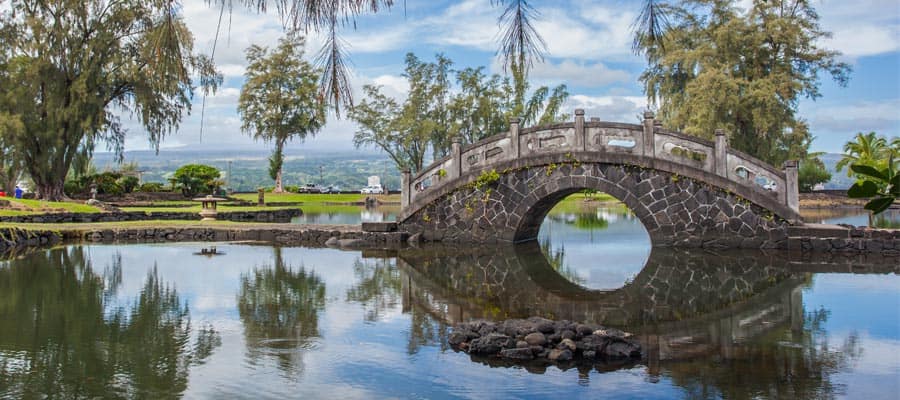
[361,221,398,232]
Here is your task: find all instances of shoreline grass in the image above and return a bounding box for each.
[0,198,101,216]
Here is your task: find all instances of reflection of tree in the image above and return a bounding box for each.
[666,306,862,400]
[405,307,449,355]
[345,257,448,355]
[237,247,325,374]
[0,248,218,399]
[538,236,586,286]
[346,258,402,322]
[873,210,900,229]
[574,213,609,230]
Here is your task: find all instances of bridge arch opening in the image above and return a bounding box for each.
[534,189,651,291]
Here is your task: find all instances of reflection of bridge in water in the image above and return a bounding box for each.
[389,243,894,365]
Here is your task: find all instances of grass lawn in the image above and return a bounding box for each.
[549,192,623,214]
[230,192,399,204]
[0,219,260,230]
[118,205,301,213]
[0,198,102,216]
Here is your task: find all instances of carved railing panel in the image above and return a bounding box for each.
[655,131,715,172]
[585,123,643,154]
[520,125,576,157]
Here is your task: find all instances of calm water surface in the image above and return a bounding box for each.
[801,208,900,228]
[291,206,399,224]
[1,201,898,399]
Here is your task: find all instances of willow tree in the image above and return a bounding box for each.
[237,35,326,193]
[0,0,220,200]
[634,0,850,165]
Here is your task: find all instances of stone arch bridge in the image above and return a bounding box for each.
[399,110,801,249]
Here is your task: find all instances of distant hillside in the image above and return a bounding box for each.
[88,149,858,193]
[818,153,855,190]
[92,149,400,192]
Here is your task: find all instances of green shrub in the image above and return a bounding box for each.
[170,164,222,197]
[94,172,123,195]
[139,182,166,192]
[798,157,831,192]
[118,176,139,193]
[64,180,85,196]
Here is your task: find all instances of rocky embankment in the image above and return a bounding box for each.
[449,318,641,364]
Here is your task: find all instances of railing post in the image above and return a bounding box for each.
[715,129,728,177]
[509,117,521,158]
[574,109,585,151]
[783,160,799,214]
[401,169,411,211]
[642,111,656,158]
[450,136,461,180]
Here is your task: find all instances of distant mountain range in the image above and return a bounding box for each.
[91,149,856,192]
[818,153,855,190]
[92,148,400,192]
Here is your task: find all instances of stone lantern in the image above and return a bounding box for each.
[193,195,227,221]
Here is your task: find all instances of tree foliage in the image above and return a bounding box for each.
[349,53,568,173]
[836,131,895,177]
[842,132,900,214]
[798,156,830,192]
[238,35,326,193]
[0,0,220,200]
[171,164,222,197]
[634,0,850,165]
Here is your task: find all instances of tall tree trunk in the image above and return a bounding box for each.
[273,169,284,193]
[34,179,68,201]
[28,150,73,201]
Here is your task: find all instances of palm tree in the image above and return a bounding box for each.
[835,132,890,177]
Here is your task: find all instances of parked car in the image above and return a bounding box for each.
[360,185,384,194]
[297,183,326,193]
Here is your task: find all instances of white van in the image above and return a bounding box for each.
[360,185,384,194]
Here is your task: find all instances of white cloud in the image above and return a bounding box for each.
[424,0,498,51]
[817,0,900,59]
[566,95,647,124]
[371,75,410,100]
[806,98,900,135]
[825,26,900,58]
[528,59,632,88]
[217,64,246,78]
[537,4,636,61]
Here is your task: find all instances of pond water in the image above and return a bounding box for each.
[801,208,900,229]
[291,205,399,224]
[1,201,898,399]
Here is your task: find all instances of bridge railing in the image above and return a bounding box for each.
[401,110,799,215]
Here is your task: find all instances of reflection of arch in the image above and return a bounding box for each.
[396,242,800,327]
[388,243,886,394]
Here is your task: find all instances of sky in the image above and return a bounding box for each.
[122,0,900,156]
